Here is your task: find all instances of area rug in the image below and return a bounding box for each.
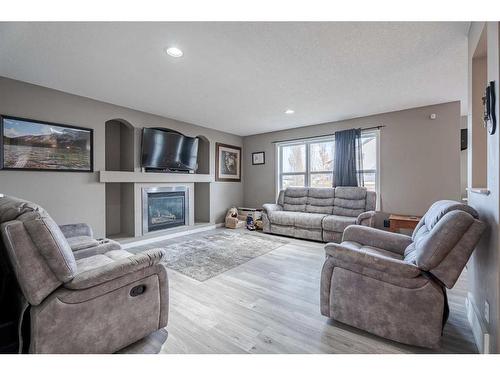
[159,231,288,281]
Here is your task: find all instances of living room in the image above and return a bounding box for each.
[1,1,500,373]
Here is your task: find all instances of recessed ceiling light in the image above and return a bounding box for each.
[166,47,183,58]
[285,109,295,114]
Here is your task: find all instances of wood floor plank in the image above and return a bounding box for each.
[129,228,478,354]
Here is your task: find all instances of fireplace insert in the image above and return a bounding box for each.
[142,187,189,234]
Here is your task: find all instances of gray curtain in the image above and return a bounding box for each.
[333,128,363,187]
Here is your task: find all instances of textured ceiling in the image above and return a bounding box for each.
[0,22,469,136]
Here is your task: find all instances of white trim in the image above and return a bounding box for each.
[274,143,280,200]
[466,293,490,354]
[274,134,334,146]
[374,129,381,210]
[121,224,216,249]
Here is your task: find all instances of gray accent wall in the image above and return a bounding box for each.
[243,101,462,222]
[0,77,243,237]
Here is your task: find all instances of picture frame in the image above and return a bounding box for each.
[252,151,265,165]
[215,142,241,182]
[0,115,94,172]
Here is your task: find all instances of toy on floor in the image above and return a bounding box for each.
[246,214,256,231]
[224,207,246,229]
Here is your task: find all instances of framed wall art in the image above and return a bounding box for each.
[252,151,265,165]
[215,142,241,182]
[0,115,93,172]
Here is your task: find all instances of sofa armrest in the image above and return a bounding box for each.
[325,242,420,278]
[65,248,166,290]
[59,223,93,239]
[342,225,413,255]
[262,203,283,214]
[356,211,376,227]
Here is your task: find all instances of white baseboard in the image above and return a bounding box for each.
[466,292,490,354]
[121,224,217,249]
[215,222,225,228]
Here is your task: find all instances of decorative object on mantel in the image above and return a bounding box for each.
[128,230,288,281]
[482,80,496,135]
[0,115,93,172]
[252,151,265,165]
[215,142,241,182]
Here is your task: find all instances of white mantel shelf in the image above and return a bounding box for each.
[99,170,215,183]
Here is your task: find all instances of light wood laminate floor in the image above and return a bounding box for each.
[131,228,478,354]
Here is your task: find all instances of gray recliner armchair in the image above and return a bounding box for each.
[320,200,485,348]
[0,195,169,353]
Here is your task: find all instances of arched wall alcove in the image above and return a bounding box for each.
[105,119,135,238]
[105,119,135,172]
[196,135,210,174]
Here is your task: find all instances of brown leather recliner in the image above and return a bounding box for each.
[0,195,169,353]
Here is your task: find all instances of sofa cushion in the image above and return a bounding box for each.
[306,188,335,214]
[76,249,134,273]
[268,211,296,226]
[0,195,46,223]
[284,187,309,198]
[294,212,327,229]
[423,200,478,231]
[334,187,367,200]
[405,210,476,270]
[332,200,366,217]
[67,236,99,251]
[283,188,308,211]
[268,211,326,229]
[332,187,367,217]
[340,240,403,261]
[76,254,114,273]
[23,214,77,283]
[322,215,357,233]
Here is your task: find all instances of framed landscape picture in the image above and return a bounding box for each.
[252,151,265,165]
[215,142,241,182]
[0,115,93,172]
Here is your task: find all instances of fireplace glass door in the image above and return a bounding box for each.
[145,190,186,233]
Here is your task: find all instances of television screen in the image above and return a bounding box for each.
[1,116,93,172]
[141,128,199,171]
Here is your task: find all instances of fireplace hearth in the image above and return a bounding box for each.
[142,186,189,234]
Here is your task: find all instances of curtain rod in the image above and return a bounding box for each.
[271,125,385,144]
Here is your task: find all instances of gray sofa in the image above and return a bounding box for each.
[262,187,376,242]
[0,195,169,353]
[320,200,485,348]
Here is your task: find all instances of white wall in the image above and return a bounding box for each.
[0,77,244,236]
[466,21,500,354]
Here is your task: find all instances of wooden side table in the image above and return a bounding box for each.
[389,214,421,233]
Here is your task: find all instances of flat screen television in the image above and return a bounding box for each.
[141,128,199,172]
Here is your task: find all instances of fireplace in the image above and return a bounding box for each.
[142,186,189,234]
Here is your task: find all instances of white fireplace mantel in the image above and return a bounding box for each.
[99,170,214,183]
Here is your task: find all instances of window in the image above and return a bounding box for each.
[277,131,378,192]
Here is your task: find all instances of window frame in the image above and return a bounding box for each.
[275,131,380,199]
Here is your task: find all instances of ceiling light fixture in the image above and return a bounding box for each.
[285,109,295,114]
[166,47,183,58]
